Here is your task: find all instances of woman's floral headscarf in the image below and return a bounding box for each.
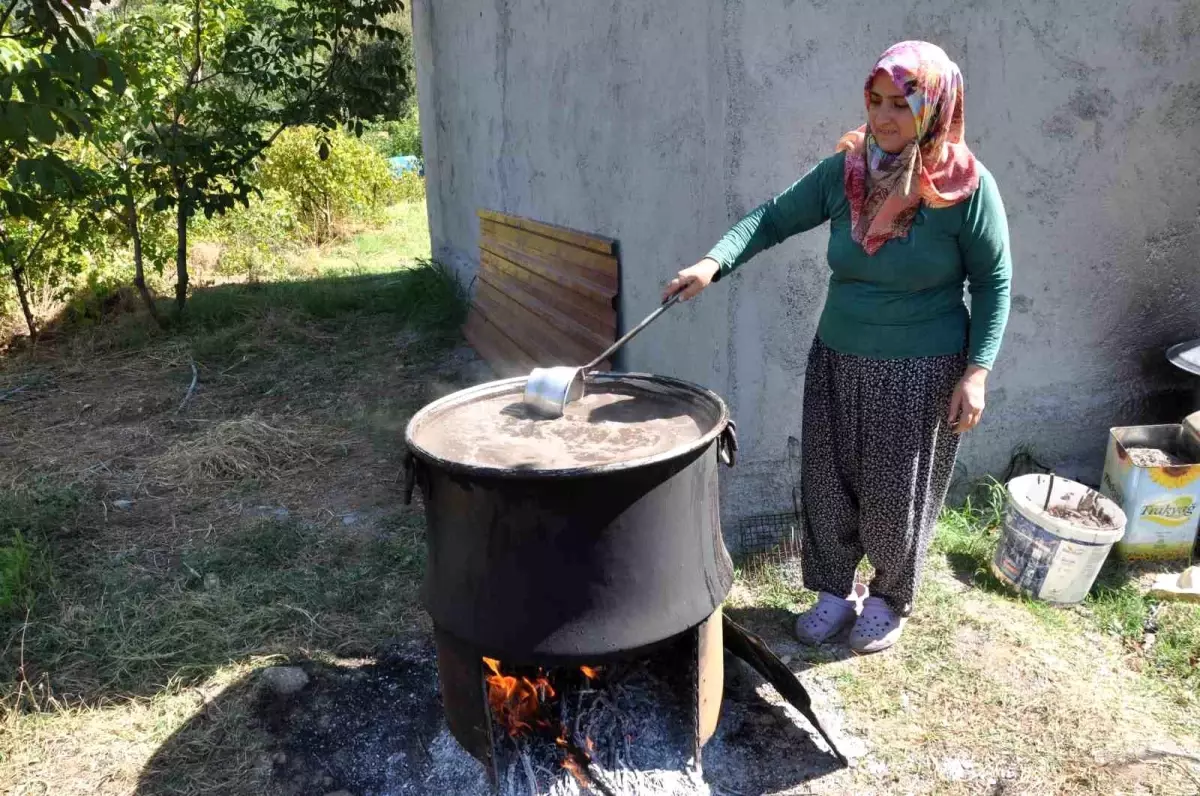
[837,41,980,255]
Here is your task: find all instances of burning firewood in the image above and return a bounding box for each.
[557,733,618,796]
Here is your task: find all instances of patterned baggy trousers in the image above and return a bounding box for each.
[800,338,965,616]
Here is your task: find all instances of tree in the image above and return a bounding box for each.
[328,11,414,123]
[85,6,189,325]
[115,0,407,314]
[0,0,125,338]
[3,178,109,332]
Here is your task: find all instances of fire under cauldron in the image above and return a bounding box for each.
[404,372,843,785]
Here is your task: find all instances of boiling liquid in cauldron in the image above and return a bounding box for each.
[413,384,710,470]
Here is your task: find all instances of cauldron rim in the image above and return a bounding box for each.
[404,371,731,479]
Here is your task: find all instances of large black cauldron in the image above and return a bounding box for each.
[403,372,737,664]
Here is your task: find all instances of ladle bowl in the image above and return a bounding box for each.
[522,293,681,418]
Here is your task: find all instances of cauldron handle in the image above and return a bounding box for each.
[403,452,424,504]
[718,420,738,468]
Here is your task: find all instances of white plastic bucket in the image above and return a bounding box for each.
[991,474,1127,604]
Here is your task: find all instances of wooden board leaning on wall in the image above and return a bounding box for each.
[465,209,619,378]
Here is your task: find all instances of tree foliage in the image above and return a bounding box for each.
[114,0,407,312]
[0,0,126,337]
[0,0,416,336]
[0,0,124,214]
[259,125,398,245]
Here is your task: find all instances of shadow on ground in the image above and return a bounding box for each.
[707,650,846,793]
[35,263,466,354]
[725,605,857,669]
[943,551,1010,594]
[135,633,847,796]
[135,635,460,796]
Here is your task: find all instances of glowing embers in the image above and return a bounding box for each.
[482,657,558,737]
[482,659,611,792]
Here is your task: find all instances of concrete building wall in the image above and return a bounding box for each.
[411,0,1200,527]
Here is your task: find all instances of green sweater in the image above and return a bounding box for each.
[707,152,1012,368]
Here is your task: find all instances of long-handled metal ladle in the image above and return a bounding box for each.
[522,294,681,418]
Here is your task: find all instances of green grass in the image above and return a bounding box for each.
[930,479,1006,572]
[2,202,456,708]
[935,481,1200,693]
[731,476,1200,700]
[0,196,465,794]
[183,260,465,345]
[45,201,454,360]
[0,532,41,616]
[726,484,1199,793]
[730,561,804,611]
[56,259,467,371]
[3,510,427,706]
[0,484,79,617]
[292,202,432,277]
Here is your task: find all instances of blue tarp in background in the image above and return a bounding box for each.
[388,155,424,177]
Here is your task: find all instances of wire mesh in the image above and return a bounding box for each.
[736,437,805,579]
[736,510,802,577]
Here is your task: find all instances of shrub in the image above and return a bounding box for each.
[393,170,426,203]
[258,126,400,246]
[364,105,422,159]
[192,189,301,283]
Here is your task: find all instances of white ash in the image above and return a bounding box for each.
[265,641,853,795]
[416,728,491,794]
[495,664,713,796]
[1127,446,1190,467]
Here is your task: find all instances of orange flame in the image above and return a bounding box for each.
[556,733,595,787]
[482,657,556,737]
[561,752,588,786]
[483,658,600,784]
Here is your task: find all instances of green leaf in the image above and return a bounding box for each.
[29,107,58,145]
[65,166,84,194]
[77,52,99,90]
[0,107,23,142]
[108,62,127,96]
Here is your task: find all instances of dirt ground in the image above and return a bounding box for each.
[1,265,1198,796]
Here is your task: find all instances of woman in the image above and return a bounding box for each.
[664,41,1011,653]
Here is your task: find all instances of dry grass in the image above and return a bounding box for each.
[830,572,1198,794]
[2,209,1197,793]
[730,554,1199,795]
[151,416,331,487]
[3,661,273,796]
[0,227,471,795]
[726,491,1199,795]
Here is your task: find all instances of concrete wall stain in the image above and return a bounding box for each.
[1041,112,1076,141]
[1179,0,1200,41]
[1067,86,1113,121]
[1162,81,1200,130]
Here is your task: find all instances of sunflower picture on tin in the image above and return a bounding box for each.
[1149,464,1200,489]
